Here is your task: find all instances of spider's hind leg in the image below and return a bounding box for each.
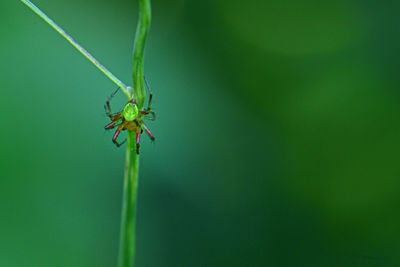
[112,124,126,147]
[142,122,155,142]
[135,127,142,154]
[114,139,127,147]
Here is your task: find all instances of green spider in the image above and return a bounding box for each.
[104,78,155,154]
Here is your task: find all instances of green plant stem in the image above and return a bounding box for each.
[132,0,152,109]
[118,131,139,267]
[22,1,152,266]
[20,0,131,98]
[118,1,151,267]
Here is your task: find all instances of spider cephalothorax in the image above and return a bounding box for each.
[104,78,155,154]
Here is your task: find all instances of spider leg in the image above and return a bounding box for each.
[112,112,122,121]
[104,87,120,119]
[135,127,142,154]
[140,111,156,121]
[112,124,126,147]
[105,121,117,130]
[141,122,155,141]
[104,117,123,130]
[144,76,153,111]
[104,116,122,130]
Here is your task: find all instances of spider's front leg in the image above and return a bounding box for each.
[144,76,153,111]
[112,124,127,147]
[140,110,156,121]
[104,87,121,120]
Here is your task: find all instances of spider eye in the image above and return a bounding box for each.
[123,103,139,121]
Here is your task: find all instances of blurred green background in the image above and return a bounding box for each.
[1,0,400,266]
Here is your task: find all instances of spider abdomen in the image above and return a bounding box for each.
[125,120,140,131]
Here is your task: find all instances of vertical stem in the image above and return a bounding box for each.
[21,0,152,266]
[118,131,139,267]
[118,1,151,267]
[132,0,151,108]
